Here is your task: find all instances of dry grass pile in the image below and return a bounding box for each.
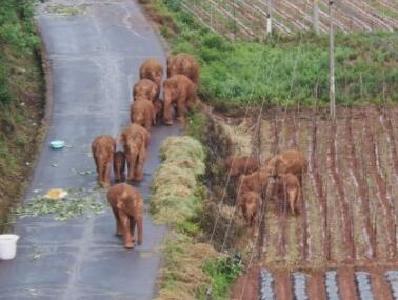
[155,233,217,300]
[151,136,205,224]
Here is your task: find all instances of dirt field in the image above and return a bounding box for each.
[179,0,398,39]
[211,105,398,298]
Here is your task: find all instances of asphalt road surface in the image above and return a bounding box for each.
[0,1,180,299]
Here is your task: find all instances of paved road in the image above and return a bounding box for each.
[0,1,180,299]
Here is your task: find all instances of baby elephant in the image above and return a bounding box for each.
[167,53,200,85]
[239,191,261,226]
[92,135,116,187]
[107,183,143,249]
[224,156,260,177]
[113,151,126,182]
[131,98,156,131]
[163,74,197,125]
[276,173,301,215]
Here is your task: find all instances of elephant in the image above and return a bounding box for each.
[224,156,260,177]
[153,98,164,123]
[263,149,307,185]
[275,173,301,215]
[131,98,156,131]
[238,169,270,198]
[162,74,197,125]
[107,183,143,249]
[239,191,261,226]
[139,58,163,100]
[133,79,158,103]
[120,124,149,182]
[91,135,116,187]
[113,151,126,182]
[167,53,200,85]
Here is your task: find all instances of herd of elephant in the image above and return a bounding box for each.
[225,149,307,227]
[90,53,200,248]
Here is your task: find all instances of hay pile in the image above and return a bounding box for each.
[155,233,217,300]
[151,136,205,224]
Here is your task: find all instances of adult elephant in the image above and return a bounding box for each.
[91,135,116,187]
[120,123,150,182]
[107,183,143,249]
[167,53,200,85]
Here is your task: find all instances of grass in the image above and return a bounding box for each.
[148,0,398,109]
[151,136,242,299]
[0,0,45,230]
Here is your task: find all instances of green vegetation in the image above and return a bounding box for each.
[202,255,243,299]
[0,0,39,104]
[12,190,105,222]
[152,0,398,108]
[152,136,241,299]
[0,0,44,229]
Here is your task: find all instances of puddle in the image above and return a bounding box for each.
[385,271,398,299]
[355,272,374,300]
[325,271,340,300]
[260,269,275,300]
[293,272,308,300]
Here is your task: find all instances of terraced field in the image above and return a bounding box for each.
[216,106,398,298]
[178,0,398,39]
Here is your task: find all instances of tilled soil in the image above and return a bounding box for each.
[215,105,398,299]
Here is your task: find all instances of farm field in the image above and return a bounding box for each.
[179,0,398,39]
[212,105,398,298]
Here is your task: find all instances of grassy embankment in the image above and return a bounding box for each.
[151,136,242,300]
[0,0,44,230]
[144,0,398,110]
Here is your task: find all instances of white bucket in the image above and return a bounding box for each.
[0,234,20,260]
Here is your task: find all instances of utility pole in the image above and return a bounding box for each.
[266,0,273,36]
[329,1,336,120]
[313,0,320,35]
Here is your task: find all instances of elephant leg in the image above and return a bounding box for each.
[145,116,152,131]
[127,151,138,182]
[176,96,186,123]
[105,160,112,187]
[119,210,134,248]
[94,155,100,178]
[112,207,123,236]
[163,99,173,125]
[134,145,146,181]
[136,215,143,245]
[130,217,136,243]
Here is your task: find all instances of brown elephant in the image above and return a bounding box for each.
[120,124,149,182]
[133,79,158,102]
[107,183,143,249]
[139,58,163,100]
[264,149,307,185]
[92,135,116,187]
[167,53,200,85]
[239,191,261,226]
[275,173,301,215]
[238,169,270,197]
[153,98,164,123]
[163,74,197,125]
[131,98,156,131]
[113,151,126,182]
[224,156,260,177]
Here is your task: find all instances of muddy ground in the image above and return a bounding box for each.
[206,105,398,299]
